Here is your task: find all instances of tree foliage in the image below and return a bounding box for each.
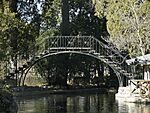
[0,0,40,59]
[94,0,150,57]
[0,0,40,78]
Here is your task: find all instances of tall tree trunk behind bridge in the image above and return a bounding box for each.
[61,0,70,88]
[96,62,104,86]
[61,0,70,36]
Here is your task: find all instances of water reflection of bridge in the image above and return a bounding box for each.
[17,93,150,113]
[6,36,132,86]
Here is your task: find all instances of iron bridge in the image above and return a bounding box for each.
[6,36,132,86]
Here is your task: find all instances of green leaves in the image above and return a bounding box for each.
[94,0,150,57]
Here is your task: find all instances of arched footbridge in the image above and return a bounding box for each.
[6,36,132,86]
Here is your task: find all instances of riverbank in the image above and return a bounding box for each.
[13,87,109,97]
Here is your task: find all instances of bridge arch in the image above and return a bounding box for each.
[19,51,122,87]
[7,36,131,87]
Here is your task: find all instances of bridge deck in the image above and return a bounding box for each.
[49,47,91,50]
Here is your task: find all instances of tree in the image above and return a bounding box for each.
[40,0,61,32]
[106,0,149,57]
[0,0,19,78]
[69,0,107,39]
[93,0,150,57]
[61,0,70,36]
[17,0,44,57]
[0,0,43,79]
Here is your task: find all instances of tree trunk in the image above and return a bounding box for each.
[0,0,4,12]
[96,62,104,86]
[61,0,70,36]
[9,0,17,13]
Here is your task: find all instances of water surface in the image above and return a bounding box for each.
[16,93,150,113]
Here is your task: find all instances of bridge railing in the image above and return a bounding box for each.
[36,36,132,76]
[36,36,122,56]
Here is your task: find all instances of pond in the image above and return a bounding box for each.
[16,92,150,113]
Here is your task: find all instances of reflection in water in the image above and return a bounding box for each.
[117,99,150,113]
[16,93,150,113]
